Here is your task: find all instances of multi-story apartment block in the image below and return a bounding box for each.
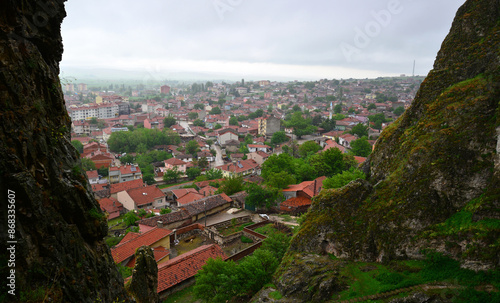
[257,116,281,137]
[68,103,120,120]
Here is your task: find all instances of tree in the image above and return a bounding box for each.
[143,174,155,185]
[206,168,223,180]
[309,148,345,177]
[81,158,96,171]
[193,119,205,127]
[163,167,183,183]
[260,231,291,262]
[265,171,296,189]
[71,140,84,154]
[245,183,282,209]
[123,211,139,226]
[319,118,336,132]
[210,107,221,115]
[270,131,288,145]
[163,115,176,128]
[261,153,295,179]
[186,140,200,157]
[394,106,405,116]
[98,167,108,177]
[188,112,198,120]
[286,112,316,139]
[186,167,202,180]
[298,141,321,158]
[198,157,209,169]
[194,103,205,110]
[334,104,343,114]
[217,176,244,196]
[229,116,239,126]
[350,123,369,138]
[193,257,238,303]
[323,168,366,189]
[292,105,301,112]
[160,208,172,215]
[214,124,222,130]
[367,103,376,110]
[350,137,372,157]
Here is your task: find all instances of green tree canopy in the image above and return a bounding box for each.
[71,140,84,154]
[186,167,202,180]
[123,211,140,226]
[270,131,288,145]
[163,115,177,128]
[81,158,96,171]
[350,137,372,157]
[350,123,369,138]
[210,107,221,114]
[229,116,239,126]
[193,119,205,127]
[261,153,295,179]
[108,128,180,153]
[217,176,244,196]
[323,168,366,190]
[188,112,198,120]
[334,104,343,114]
[163,166,183,183]
[309,148,345,177]
[286,112,317,139]
[298,140,321,158]
[245,183,282,209]
[265,171,296,189]
[186,140,200,157]
[394,106,405,116]
[194,103,205,110]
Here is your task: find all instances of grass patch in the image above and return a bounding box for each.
[269,290,283,300]
[241,235,253,243]
[254,223,280,236]
[159,181,192,189]
[162,285,198,303]
[107,215,124,227]
[218,222,253,236]
[336,252,500,301]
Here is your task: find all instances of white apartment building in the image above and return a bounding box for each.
[68,103,120,121]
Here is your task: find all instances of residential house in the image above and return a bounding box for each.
[86,170,99,184]
[170,188,202,207]
[118,185,167,211]
[109,164,143,184]
[247,151,270,165]
[197,150,215,163]
[138,194,233,231]
[322,139,346,153]
[247,144,271,153]
[215,159,260,178]
[164,158,188,173]
[224,139,240,153]
[338,134,358,149]
[85,152,115,169]
[110,179,144,199]
[98,197,124,220]
[280,176,326,214]
[217,129,238,146]
[111,227,172,267]
[157,245,226,299]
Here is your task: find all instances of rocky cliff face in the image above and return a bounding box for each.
[126,246,160,303]
[0,1,130,302]
[282,0,499,285]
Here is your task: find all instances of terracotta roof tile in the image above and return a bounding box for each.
[126,185,165,206]
[281,196,312,208]
[110,179,144,194]
[86,170,98,179]
[177,192,205,205]
[111,227,172,264]
[157,244,226,293]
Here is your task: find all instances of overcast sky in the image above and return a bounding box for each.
[60,0,465,81]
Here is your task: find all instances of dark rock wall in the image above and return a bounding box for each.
[0,1,130,302]
[288,0,500,269]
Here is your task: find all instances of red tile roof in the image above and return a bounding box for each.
[215,159,260,174]
[109,164,142,175]
[281,197,312,209]
[177,192,205,205]
[354,156,367,164]
[110,179,144,194]
[111,227,172,264]
[86,170,99,179]
[98,197,123,218]
[126,247,170,268]
[157,244,226,293]
[126,186,165,206]
[171,188,198,199]
[199,186,217,197]
[117,232,141,246]
[282,176,326,198]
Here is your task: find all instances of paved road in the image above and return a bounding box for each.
[214,145,224,167]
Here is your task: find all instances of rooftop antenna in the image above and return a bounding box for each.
[412,60,416,77]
